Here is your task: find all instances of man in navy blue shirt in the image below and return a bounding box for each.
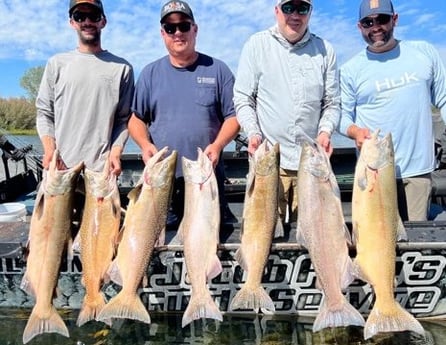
[128,0,240,228]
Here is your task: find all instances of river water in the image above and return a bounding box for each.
[0,308,444,345]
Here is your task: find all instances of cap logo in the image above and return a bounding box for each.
[369,0,379,9]
[163,2,187,13]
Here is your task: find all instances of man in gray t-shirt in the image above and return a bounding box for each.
[129,0,240,228]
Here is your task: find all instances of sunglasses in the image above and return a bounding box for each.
[281,2,312,15]
[359,14,392,29]
[72,11,103,23]
[162,22,193,34]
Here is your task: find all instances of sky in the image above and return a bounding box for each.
[0,0,446,98]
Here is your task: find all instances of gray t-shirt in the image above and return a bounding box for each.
[132,53,235,176]
[36,50,134,171]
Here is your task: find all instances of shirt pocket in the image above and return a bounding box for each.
[195,86,217,107]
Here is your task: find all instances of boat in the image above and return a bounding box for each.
[0,132,446,322]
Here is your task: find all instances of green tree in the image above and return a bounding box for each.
[20,66,44,101]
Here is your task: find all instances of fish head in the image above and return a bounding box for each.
[182,148,214,185]
[143,147,178,188]
[45,150,83,195]
[360,130,394,171]
[299,140,331,181]
[253,141,280,177]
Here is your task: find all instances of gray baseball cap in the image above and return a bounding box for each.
[160,1,194,23]
[359,0,394,20]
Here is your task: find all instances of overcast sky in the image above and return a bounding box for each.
[0,0,445,98]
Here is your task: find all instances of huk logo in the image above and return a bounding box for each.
[164,2,186,12]
[370,0,379,10]
[375,72,419,92]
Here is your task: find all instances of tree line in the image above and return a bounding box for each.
[0,66,43,132]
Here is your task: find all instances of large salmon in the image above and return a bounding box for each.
[296,140,365,332]
[96,147,177,324]
[180,148,223,327]
[76,160,121,326]
[20,150,83,344]
[230,140,279,313]
[352,130,424,339]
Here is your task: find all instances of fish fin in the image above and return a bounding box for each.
[20,274,35,297]
[273,217,284,238]
[156,227,166,247]
[107,260,123,286]
[207,254,222,281]
[364,302,425,340]
[341,256,356,291]
[77,293,111,327]
[230,286,275,312]
[22,306,69,344]
[313,297,365,333]
[396,216,408,242]
[295,224,307,247]
[72,231,81,253]
[182,292,222,327]
[343,224,353,246]
[352,259,368,283]
[96,292,151,324]
[127,183,142,203]
[170,222,184,245]
[234,248,248,271]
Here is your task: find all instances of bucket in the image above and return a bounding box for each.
[0,203,27,222]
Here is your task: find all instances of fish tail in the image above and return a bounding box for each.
[364,302,425,340]
[230,286,275,312]
[313,298,365,332]
[182,293,223,328]
[96,292,151,324]
[22,306,69,344]
[77,294,109,327]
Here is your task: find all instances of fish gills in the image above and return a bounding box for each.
[230,141,279,313]
[77,160,121,327]
[297,140,365,332]
[181,148,223,327]
[352,130,424,339]
[96,147,177,324]
[20,150,83,344]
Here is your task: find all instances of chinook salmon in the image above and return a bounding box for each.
[230,140,279,313]
[96,147,177,324]
[352,130,424,339]
[20,150,83,344]
[297,140,365,332]
[180,148,223,327]
[76,160,121,327]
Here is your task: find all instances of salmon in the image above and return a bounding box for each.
[20,150,83,344]
[96,147,177,324]
[352,130,425,339]
[230,141,279,313]
[297,140,365,332]
[76,160,121,327]
[180,148,223,327]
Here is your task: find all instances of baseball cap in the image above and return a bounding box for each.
[160,1,194,23]
[69,0,104,15]
[277,0,312,5]
[359,0,394,20]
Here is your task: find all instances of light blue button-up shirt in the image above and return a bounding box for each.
[233,26,340,170]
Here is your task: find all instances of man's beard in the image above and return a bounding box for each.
[79,29,100,46]
[363,27,394,49]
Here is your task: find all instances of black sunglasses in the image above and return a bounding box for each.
[162,22,193,35]
[72,11,103,23]
[281,2,312,15]
[360,14,392,29]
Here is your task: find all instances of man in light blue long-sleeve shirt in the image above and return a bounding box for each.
[339,0,446,221]
[234,0,340,225]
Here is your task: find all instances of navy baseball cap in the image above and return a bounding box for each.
[359,0,394,20]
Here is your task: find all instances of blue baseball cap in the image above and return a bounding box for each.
[359,0,394,20]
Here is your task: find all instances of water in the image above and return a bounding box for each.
[0,308,444,345]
